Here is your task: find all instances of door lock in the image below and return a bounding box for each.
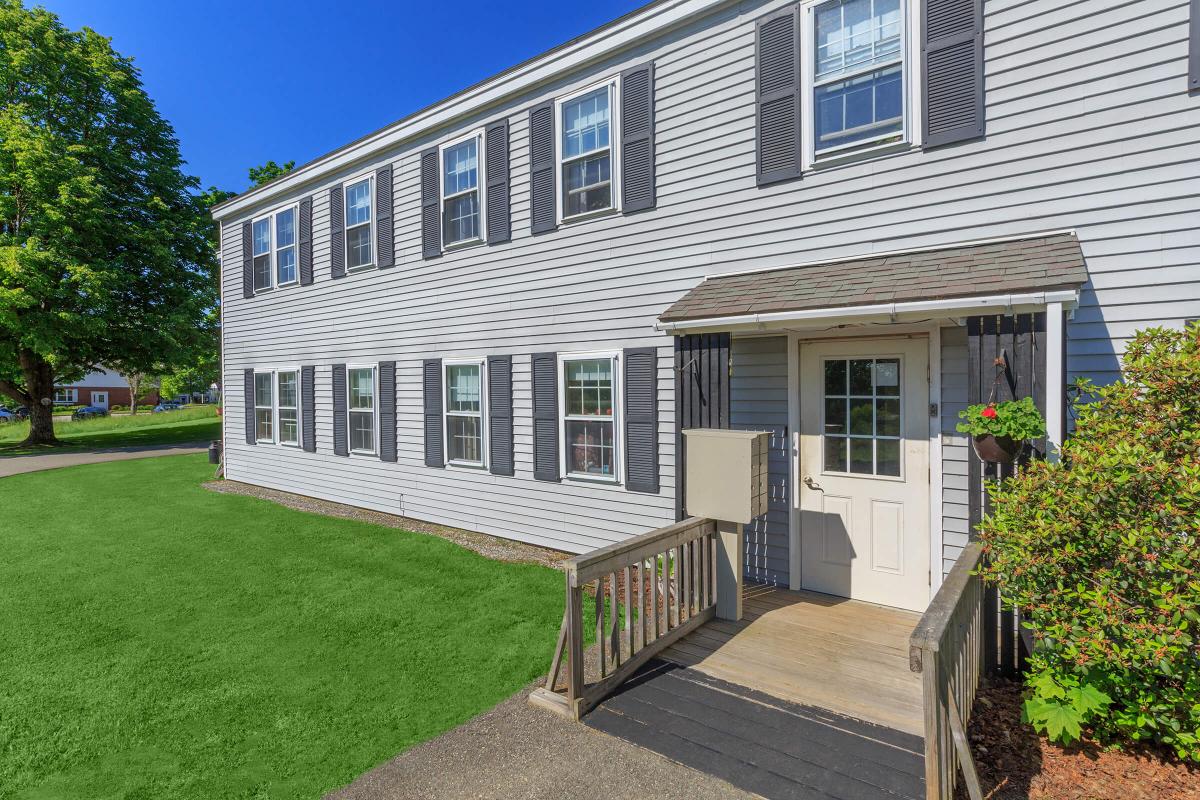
[803,476,822,491]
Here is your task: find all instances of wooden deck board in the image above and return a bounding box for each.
[658,584,924,736]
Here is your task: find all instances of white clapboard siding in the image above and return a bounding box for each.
[219,0,1199,556]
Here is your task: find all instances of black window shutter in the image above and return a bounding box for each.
[1190,0,1199,92]
[423,359,444,467]
[487,355,514,476]
[485,120,511,245]
[375,166,395,268]
[379,361,397,462]
[620,62,656,213]
[330,187,346,279]
[241,221,253,298]
[531,352,559,481]
[420,148,441,259]
[332,364,348,456]
[922,0,985,148]
[243,368,256,445]
[298,197,314,286]
[623,347,659,493]
[300,365,316,452]
[528,101,557,234]
[756,6,802,186]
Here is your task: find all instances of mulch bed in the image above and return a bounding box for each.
[961,679,1200,799]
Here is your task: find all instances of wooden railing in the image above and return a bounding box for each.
[529,517,718,720]
[909,541,986,800]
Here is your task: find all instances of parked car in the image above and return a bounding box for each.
[152,402,181,413]
[71,405,109,421]
[13,406,28,420]
[0,407,18,424]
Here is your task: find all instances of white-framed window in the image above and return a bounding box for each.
[802,0,913,166]
[820,356,903,478]
[277,370,299,446]
[556,79,620,222]
[250,205,300,292]
[559,352,621,482]
[253,371,274,443]
[443,359,486,467]
[343,176,374,270]
[347,365,376,454]
[53,388,78,404]
[440,133,485,248]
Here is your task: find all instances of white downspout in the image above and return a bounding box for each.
[1045,302,1065,462]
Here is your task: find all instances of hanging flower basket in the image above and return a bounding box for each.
[957,397,1045,465]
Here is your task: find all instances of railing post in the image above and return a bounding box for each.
[715,519,744,620]
[565,566,584,720]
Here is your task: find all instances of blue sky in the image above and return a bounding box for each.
[40,0,646,194]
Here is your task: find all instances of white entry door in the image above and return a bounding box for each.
[798,338,930,612]
[92,392,109,410]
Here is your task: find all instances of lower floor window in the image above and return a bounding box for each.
[562,355,618,479]
[348,366,375,453]
[54,388,77,404]
[277,370,298,446]
[444,361,484,465]
[254,372,274,442]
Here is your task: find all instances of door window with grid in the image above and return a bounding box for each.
[563,357,617,478]
[821,357,901,476]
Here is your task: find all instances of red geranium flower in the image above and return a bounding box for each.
[981,406,998,419]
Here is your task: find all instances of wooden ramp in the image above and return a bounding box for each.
[658,582,924,736]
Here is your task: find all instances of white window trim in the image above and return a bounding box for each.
[799,0,922,171]
[253,369,275,444]
[54,388,78,404]
[554,77,621,225]
[346,363,378,456]
[276,367,301,448]
[250,204,300,293]
[438,130,487,251]
[442,357,488,469]
[558,350,622,484]
[342,174,375,272]
[817,354,906,482]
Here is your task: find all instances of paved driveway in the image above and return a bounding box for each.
[0,443,209,478]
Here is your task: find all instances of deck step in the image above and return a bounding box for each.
[585,660,925,800]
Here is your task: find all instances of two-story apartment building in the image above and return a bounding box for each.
[213,0,1200,615]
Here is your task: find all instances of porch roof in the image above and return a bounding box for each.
[658,232,1087,324]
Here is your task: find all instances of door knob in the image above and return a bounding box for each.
[804,476,822,491]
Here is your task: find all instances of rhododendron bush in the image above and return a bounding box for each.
[978,324,1200,760]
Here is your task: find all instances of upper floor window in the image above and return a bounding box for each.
[251,206,299,291]
[444,360,486,466]
[809,0,905,159]
[344,178,373,270]
[441,136,483,247]
[561,353,620,481]
[347,365,376,454]
[558,83,618,221]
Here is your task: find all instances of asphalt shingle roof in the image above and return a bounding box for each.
[658,233,1087,323]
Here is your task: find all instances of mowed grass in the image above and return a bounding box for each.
[0,406,220,455]
[0,455,567,799]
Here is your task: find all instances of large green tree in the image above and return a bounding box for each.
[0,0,212,443]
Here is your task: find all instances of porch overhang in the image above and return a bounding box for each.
[656,231,1087,335]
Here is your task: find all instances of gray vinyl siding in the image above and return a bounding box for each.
[731,336,790,586]
[220,0,1198,555]
[940,327,971,577]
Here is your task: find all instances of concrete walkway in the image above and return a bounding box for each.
[0,442,209,477]
[328,684,756,800]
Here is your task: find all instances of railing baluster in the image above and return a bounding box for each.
[624,565,634,656]
[609,571,620,669]
[596,577,606,679]
[680,542,690,623]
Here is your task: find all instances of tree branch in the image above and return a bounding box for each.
[0,380,32,405]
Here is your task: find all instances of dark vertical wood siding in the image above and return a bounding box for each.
[966,312,1048,678]
[673,332,731,519]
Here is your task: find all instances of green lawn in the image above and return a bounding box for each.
[0,406,220,456]
[0,455,567,799]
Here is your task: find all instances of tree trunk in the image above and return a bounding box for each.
[18,350,58,446]
[129,375,141,415]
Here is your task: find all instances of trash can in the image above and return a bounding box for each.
[208,440,222,465]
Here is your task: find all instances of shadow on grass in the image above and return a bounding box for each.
[0,417,220,457]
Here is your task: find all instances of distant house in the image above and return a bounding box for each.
[54,369,159,410]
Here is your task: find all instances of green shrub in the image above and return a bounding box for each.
[956,396,1046,440]
[979,324,1200,760]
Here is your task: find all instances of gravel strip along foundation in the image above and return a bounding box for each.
[203,479,569,569]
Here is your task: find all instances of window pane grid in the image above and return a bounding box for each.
[254,372,273,442]
[277,371,298,445]
[560,86,614,218]
[344,179,372,268]
[348,367,374,453]
[275,208,297,285]
[822,358,901,477]
[563,357,616,478]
